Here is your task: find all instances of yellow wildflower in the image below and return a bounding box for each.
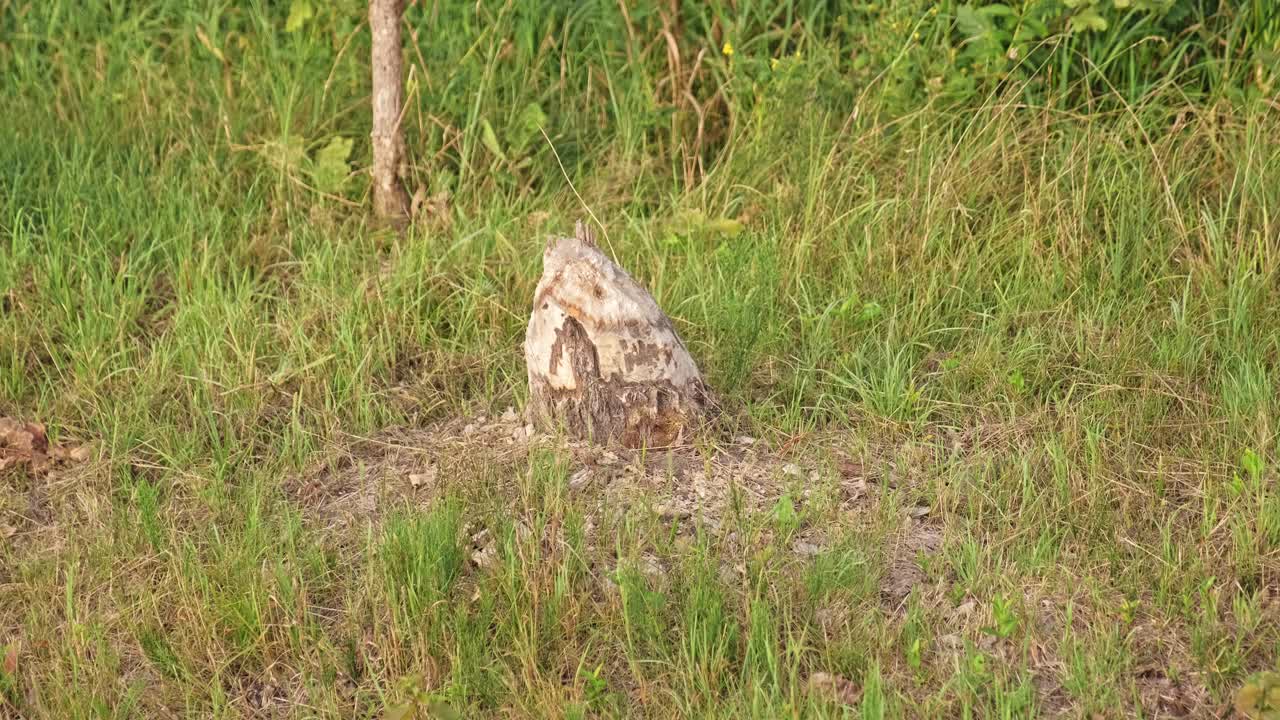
[722,41,734,57]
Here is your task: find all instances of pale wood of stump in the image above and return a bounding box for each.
[524,223,713,448]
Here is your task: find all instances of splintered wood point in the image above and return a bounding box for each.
[524,221,713,447]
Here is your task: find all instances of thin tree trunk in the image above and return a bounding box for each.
[369,0,410,220]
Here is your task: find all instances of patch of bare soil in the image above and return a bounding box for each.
[881,514,943,610]
[282,410,956,613]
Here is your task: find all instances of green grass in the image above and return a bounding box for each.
[2,0,1279,717]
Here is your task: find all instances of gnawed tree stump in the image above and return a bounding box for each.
[525,222,714,448]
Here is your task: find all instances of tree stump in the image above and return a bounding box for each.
[524,222,714,448]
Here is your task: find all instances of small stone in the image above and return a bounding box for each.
[718,563,739,586]
[68,445,92,462]
[523,423,534,439]
[815,605,847,630]
[734,435,756,446]
[463,423,476,436]
[568,468,593,491]
[501,407,518,423]
[908,505,931,518]
[954,599,977,618]
[598,451,620,466]
[514,521,533,543]
[653,502,690,520]
[639,554,665,579]
[408,465,437,488]
[939,633,963,650]
[792,541,822,557]
[807,672,860,706]
[471,547,497,568]
[782,463,802,478]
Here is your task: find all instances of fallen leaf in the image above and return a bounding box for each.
[0,419,45,454]
[837,459,864,478]
[27,422,48,453]
[3,644,16,675]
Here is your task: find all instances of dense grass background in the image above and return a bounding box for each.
[2,0,1279,717]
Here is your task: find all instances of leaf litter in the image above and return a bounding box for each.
[1,417,96,547]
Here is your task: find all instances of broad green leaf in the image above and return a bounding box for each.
[479,119,507,163]
[772,493,798,529]
[382,704,413,720]
[1241,448,1263,478]
[704,217,743,237]
[858,301,883,322]
[1069,8,1108,32]
[312,135,354,194]
[265,135,306,173]
[955,5,991,40]
[426,701,462,720]
[517,102,546,135]
[285,0,314,33]
[508,102,547,156]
